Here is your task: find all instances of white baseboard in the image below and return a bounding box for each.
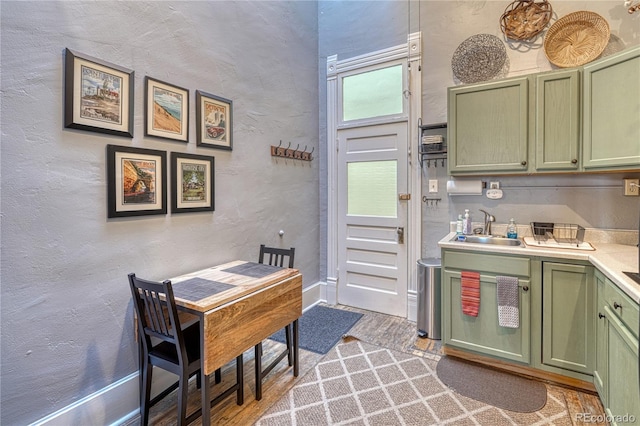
[31,281,326,426]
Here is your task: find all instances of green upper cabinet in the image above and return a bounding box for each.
[534,70,581,171]
[448,77,529,174]
[583,45,640,170]
[447,44,640,176]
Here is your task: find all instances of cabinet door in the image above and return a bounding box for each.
[594,272,608,403]
[605,306,640,425]
[448,77,529,174]
[583,45,640,170]
[443,269,530,363]
[542,263,595,375]
[535,70,580,171]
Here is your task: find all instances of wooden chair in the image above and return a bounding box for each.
[129,273,243,425]
[254,245,295,400]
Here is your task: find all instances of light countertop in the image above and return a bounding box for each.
[438,232,640,304]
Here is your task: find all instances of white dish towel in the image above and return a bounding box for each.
[497,276,519,328]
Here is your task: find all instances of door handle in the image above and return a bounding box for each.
[397,227,404,244]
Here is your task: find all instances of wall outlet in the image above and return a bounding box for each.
[624,179,640,196]
[428,179,438,193]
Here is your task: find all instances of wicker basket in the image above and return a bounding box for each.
[543,11,610,68]
[500,0,553,41]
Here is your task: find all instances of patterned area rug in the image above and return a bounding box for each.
[256,340,572,425]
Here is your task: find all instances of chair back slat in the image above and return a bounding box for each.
[259,244,295,268]
[137,287,167,337]
[129,273,186,362]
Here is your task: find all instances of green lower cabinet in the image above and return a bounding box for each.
[541,262,595,375]
[595,269,640,424]
[604,305,640,425]
[443,270,530,363]
[593,274,607,402]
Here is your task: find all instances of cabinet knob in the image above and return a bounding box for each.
[521,161,527,166]
[522,285,529,292]
[598,312,605,319]
[571,159,578,164]
[614,302,622,310]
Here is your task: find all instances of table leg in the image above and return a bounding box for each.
[293,318,299,377]
[254,343,262,401]
[200,370,210,426]
[236,354,244,404]
[199,317,210,426]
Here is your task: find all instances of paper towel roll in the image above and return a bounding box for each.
[446,180,483,195]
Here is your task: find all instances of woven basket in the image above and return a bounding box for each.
[543,11,610,68]
[500,0,553,41]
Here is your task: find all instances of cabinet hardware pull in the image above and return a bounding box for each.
[521,160,527,166]
[522,285,529,292]
[598,312,605,319]
[571,159,578,164]
[613,302,622,309]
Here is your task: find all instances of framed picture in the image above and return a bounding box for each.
[196,90,233,150]
[64,48,134,137]
[171,152,215,213]
[107,145,167,218]
[144,77,189,142]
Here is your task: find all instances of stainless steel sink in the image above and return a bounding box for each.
[450,235,523,246]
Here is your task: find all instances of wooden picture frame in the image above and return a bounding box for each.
[64,48,134,137]
[171,152,215,213]
[196,90,233,150]
[144,77,189,142]
[107,145,167,218]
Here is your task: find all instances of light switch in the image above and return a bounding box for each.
[428,180,438,193]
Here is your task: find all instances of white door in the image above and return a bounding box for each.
[337,123,408,317]
[327,34,422,320]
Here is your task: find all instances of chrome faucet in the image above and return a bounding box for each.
[479,209,495,236]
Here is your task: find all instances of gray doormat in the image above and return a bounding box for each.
[269,305,363,354]
[436,355,547,413]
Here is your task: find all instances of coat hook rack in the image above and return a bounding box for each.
[270,141,314,162]
[422,196,441,207]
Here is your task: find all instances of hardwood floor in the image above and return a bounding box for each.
[126,303,607,425]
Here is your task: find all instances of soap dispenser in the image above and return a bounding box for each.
[456,215,463,234]
[463,209,472,235]
[507,218,518,239]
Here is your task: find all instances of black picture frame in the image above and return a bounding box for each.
[64,48,134,137]
[107,145,167,218]
[144,76,189,143]
[196,90,233,150]
[171,152,215,213]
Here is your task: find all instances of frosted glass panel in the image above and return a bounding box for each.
[342,65,403,121]
[348,161,397,217]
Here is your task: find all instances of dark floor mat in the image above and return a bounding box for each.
[436,355,547,413]
[269,305,363,354]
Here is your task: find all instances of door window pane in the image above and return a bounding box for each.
[342,65,403,122]
[347,160,397,217]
